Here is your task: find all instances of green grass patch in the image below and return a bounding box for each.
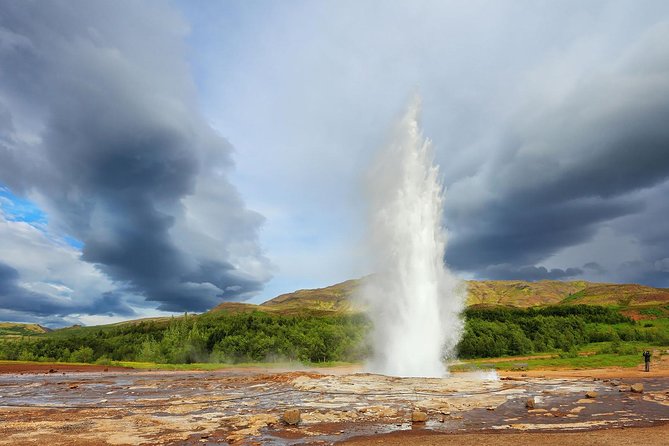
[640,308,664,317]
[561,290,586,304]
[453,353,642,371]
[452,341,668,372]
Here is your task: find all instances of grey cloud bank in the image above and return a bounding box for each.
[445,21,669,284]
[0,0,271,321]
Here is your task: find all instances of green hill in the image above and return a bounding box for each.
[466,280,587,306]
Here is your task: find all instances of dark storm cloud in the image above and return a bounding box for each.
[482,264,582,281]
[0,1,270,314]
[448,197,641,270]
[0,262,134,318]
[603,180,669,287]
[445,23,669,285]
[583,262,607,275]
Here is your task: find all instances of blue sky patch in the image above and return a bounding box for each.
[0,185,48,225]
[0,185,84,250]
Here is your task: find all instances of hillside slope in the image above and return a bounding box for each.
[0,322,51,337]
[209,278,669,316]
[261,279,363,314]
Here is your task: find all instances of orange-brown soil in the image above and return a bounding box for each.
[0,362,133,374]
[340,422,669,445]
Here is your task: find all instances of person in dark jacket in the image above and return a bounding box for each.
[643,350,651,372]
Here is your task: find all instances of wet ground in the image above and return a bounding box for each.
[0,365,667,445]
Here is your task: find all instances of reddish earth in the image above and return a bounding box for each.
[341,422,669,445]
[0,362,133,374]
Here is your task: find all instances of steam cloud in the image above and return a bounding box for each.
[360,97,465,377]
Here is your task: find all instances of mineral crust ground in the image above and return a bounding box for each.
[0,359,668,445]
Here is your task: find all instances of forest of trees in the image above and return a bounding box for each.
[0,312,371,364]
[0,305,667,364]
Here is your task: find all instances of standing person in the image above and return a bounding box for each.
[643,350,651,372]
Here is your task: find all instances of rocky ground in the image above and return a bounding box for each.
[0,360,667,445]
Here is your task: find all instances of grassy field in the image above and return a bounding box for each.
[456,353,642,371]
[453,341,668,372]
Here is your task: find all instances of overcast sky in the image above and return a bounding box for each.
[1,0,669,326]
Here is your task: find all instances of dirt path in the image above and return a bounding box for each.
[339,422,669,445]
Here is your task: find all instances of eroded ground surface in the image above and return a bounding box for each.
[0,365,668,445]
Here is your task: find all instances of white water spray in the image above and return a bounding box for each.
[361,96,465,377]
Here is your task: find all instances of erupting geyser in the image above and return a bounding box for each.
[361,96,465,378]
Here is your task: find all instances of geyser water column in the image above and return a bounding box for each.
[361,96,465,378]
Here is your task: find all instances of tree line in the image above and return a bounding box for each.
[0,305,666,364]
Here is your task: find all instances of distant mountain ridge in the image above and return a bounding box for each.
[210,278,669,315]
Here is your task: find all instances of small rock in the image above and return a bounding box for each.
[282,409,301,425]
[618,385,631,392]
[585,391,598,399]
[411,411,427,423]
[68,384,78,389]
[631,383,644,393]
[525,397,536,409]
[48,369,57,373]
